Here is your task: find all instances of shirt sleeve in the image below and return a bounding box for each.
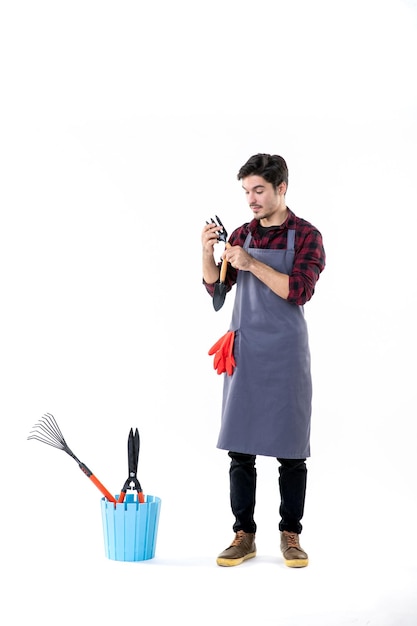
[202,262,238,296]
[202,277,216,296]
[288,226,326,305]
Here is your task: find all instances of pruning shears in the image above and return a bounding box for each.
[118,428,145,504]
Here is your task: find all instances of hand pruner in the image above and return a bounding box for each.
[118,428,145,504]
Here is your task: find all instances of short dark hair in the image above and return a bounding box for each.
[237,153,288,190]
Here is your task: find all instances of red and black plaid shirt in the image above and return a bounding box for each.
[204,208,326,306]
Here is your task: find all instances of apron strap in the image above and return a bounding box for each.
[243,232,252,249]
[287,229,295,250]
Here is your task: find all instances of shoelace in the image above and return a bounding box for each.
[231,531,247,546]
[284,532,300,548]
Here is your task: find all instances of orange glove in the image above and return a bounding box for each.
[208,330,236,375]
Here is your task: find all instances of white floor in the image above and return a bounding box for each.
[6,449,417,625]
[8,507,417,626]
[11,554,417,626]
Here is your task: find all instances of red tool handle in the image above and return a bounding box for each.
[117,491,145,504]
[89,474,117,503]
[77,461,116,503]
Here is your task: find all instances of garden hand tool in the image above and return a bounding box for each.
[206,214,227,243]
[28,413,117,503]
[206,215,230,311]
[213,242,231,311]
[118,427,145,504]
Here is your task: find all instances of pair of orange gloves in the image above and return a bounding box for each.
[208,330,236,376]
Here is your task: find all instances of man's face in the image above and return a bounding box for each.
[241,175,286,224]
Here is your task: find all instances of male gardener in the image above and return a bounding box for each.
[202,153,325,567]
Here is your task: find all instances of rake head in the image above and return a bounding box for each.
[27,412,68,451]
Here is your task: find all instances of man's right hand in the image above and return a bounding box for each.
[202,222,223,255]
[202,222,223,284]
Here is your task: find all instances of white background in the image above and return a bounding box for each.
[1,1,417,624]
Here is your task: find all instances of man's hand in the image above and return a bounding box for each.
[223,244,290,299]
[202,222,223,256]
[202,222,223,285]
[223,245,253,271]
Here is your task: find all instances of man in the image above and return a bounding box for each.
[201,153,325,568]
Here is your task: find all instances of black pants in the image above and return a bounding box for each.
[228,451,307,535]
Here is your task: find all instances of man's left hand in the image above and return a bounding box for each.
[223,245,253,271]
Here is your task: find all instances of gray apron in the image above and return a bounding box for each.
[217,229,312,458]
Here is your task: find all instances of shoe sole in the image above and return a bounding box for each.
[284,558,309,568]
[216,551,257,567]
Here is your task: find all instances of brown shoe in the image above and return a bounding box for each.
[216,530,257,567]
[280,531,309,568]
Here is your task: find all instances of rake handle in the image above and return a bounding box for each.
[78,462,117,503]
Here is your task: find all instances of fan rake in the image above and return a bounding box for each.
[28,413,116,503]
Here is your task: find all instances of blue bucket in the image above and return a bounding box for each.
[101,494,161,562]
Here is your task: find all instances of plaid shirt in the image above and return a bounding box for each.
[204,208,325,305]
